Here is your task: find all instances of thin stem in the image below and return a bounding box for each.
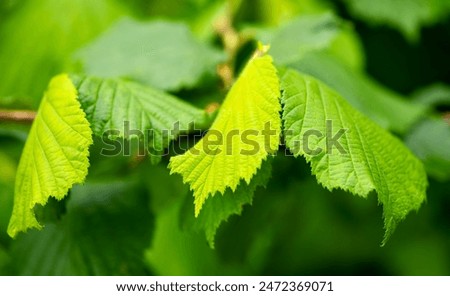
[0,109,36,123]
[444,112,450,125]
[214,4,245,89]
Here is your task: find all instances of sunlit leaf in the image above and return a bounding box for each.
[8,74,93,237]
[169,52,281,215]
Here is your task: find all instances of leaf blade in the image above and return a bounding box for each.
[281,69,428,243]
[70,74,210,159]
[8,74,93,237]
[169,54,281,215]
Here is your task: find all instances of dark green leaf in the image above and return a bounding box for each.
[9,180,153,275]
[70,74,210,161]
[73,18,225,91]
[406,118,450,181]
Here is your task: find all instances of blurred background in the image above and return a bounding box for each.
[0,0,449,275]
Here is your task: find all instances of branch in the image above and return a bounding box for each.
[214,6,245,89]
[0,109,36,123]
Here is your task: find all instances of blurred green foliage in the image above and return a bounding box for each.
[0,0,449,276]
[72,18,225,91]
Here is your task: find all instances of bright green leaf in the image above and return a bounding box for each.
[281,69,427,243]
[72,18,225,91]
[405,118,450,181]
[70,74,210,160]
[9,180,153,275]
[8,74,93,238]
[169,53,281,215]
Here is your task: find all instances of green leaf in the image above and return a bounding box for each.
[73,18,225,91]
[7,74,93,238]
[183,159,273,248]
[9,180,153,275]
[69,74,210,159]
[343,0,450,41]
[405,118,450,181]
[257,13,342,65]
[0,0,122,108]
[169,52,281,215]
[281,69,428,243]
[290,52,426,134]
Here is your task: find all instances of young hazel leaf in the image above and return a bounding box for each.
[69,74,210,160]
[281,69,428,244]
[169,53,281,216]
[8,74,93,238]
